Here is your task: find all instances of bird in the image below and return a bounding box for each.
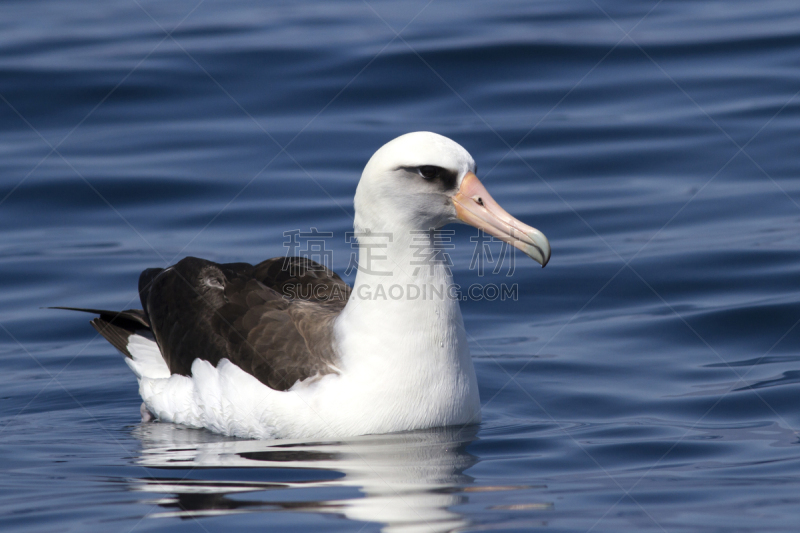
[59,132,550,439]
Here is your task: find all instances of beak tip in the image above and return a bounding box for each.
[454,173,552,270]
[529,235,551,268]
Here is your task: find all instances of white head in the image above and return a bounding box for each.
[353,132,551,267]
[354,132,475,233]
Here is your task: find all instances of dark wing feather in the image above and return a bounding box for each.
[140,256,350,390]
[49,307,150,358]
[50,307,149,328]
[139,257,247,375]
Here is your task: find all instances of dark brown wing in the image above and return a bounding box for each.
[139,256,350,390]
[49,307,151,358]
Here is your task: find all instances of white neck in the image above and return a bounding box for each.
[332,224,479,425]
[338,226,465,356]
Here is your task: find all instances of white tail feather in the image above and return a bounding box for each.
[125,334,170,379]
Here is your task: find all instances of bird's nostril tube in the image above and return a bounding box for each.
[475,197,484,207]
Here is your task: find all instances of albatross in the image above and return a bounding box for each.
[61,132,550,439]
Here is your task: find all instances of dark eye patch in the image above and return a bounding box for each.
[397,165,458,191]
[418,165,440,180]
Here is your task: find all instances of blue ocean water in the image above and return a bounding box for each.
[1,0,799,531]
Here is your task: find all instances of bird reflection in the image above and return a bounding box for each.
[129,422,480,532]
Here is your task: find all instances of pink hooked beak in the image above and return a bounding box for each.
[453,172,551,267]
